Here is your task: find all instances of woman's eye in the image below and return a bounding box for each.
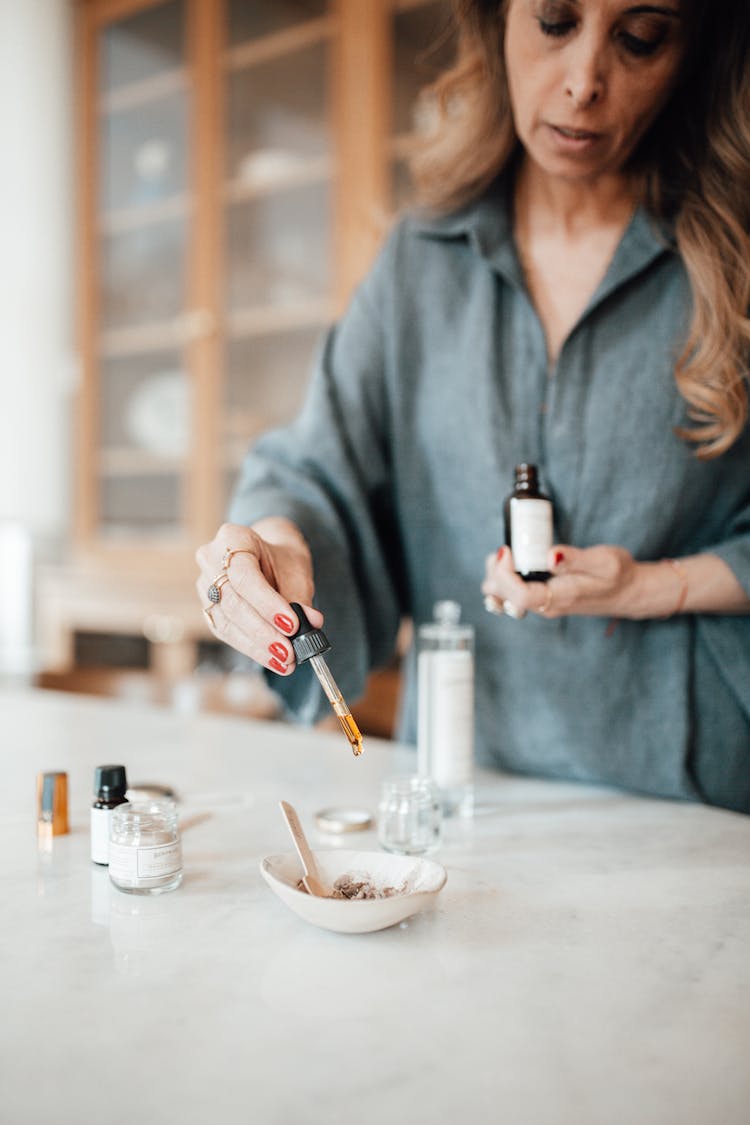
[538,18,576,37]
[618,30,667,57]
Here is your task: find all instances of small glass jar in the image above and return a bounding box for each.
[109,800,182,895]
[377,775,442,856]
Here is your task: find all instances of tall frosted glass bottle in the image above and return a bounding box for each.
[417,600,474,817]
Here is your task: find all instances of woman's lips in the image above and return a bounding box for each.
[548,123,604,151]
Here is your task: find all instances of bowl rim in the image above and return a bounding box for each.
[260,849,448,902]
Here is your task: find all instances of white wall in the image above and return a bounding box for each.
[0,0,75,544]
[0,0,75,674]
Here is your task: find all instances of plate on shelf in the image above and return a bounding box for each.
[237,148,308,189]
[125,370,189,458]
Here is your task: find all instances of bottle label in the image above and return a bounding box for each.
[90,807,112,865]
[109,841,182,881]
[417,650,474,788]
[510,496,552,574]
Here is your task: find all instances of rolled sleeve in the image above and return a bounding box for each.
[228,271,404,723]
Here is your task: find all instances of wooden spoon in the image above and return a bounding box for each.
[278,800,329,897]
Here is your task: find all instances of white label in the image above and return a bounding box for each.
[90,807,112,865]
[510,496,553,574]
[109,841,182,881]
[417,650,474,788]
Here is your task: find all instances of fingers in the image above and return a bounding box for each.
[483,595,528,620]
[548,546,569,573]
[482,545,542,617]
[483,545,514,581]
[228,548,322,635]
[196,522,321,675]
[482,544,567,619]
[198,579,293,674]
[483,542,638,621]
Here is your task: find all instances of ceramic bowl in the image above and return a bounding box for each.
[259,849,447,934]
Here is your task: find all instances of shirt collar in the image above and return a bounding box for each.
[412,178,676,310]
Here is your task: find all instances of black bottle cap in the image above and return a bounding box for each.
[288,602,331,663]
[93,764,128,798]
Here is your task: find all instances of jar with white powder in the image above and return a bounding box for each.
[109,800,182,894]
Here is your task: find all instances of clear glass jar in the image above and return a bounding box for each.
[109,800,182,895]
[377,775,442,856]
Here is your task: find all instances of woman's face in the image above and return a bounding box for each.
[503,0,688,184]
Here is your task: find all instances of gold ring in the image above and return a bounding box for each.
[206,572,230,605]
[222,547,255,570]
[538,585,553,614]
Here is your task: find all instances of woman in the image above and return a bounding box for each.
[196,0,750,811]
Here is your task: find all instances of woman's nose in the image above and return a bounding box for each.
[564,40,606,107]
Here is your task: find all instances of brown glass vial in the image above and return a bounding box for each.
[503,463,554,582]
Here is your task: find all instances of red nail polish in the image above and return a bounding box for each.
[273,613,294,634]
[268,642,288,662]
[268,656,287,674]
[496,547,505,560]
[554,551,564,567]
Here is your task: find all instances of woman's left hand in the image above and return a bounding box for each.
[482,544,641,620]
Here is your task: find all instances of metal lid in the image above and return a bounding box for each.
[36,771,69,836]
[314,807,373,834]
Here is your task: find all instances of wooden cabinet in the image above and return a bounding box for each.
[41,0,452,719]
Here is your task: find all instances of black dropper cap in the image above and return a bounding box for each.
[288,602,331,664]
[93,764,128,799]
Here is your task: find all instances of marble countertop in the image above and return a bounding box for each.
[2,688,749,1125]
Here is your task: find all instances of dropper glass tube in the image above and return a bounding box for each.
[309,654,364,756]
[289,603,364,757]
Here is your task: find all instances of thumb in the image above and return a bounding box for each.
[548,545,575,575]
[484,544,515,581]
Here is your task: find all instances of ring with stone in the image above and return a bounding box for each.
[206,572,230,605]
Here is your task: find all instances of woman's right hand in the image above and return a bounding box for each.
[195,517,323,675]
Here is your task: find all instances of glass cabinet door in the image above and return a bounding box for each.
[220,0,336,506]
[96,0,191,540]
[81,0,455,550]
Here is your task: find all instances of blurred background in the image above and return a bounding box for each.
[2,0,455,736]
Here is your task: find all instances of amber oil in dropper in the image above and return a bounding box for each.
[289,602,364,757]
[333,703,364,756]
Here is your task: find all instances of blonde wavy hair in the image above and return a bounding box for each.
[410,0,750,458]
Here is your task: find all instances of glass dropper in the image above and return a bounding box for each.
[289,602,364,757]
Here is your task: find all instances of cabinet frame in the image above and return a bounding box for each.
[49,0,438,700]
[73,0,394,575]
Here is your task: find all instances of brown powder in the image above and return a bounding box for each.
[295,873,405,899]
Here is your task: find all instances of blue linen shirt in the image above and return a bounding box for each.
[229,184,750,812]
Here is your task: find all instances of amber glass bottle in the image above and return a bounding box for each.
[503,463,553,581]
